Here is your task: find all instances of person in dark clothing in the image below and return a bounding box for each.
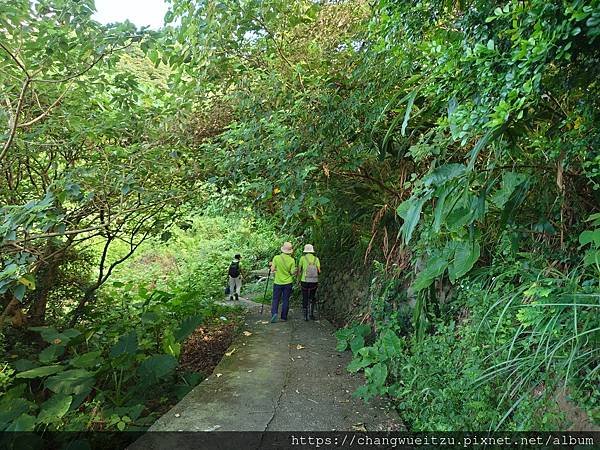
[228,254,242,301]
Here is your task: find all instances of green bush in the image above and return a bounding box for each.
[338,257,599,431]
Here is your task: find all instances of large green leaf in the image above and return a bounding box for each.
[37,394,72,424]
[45,369,95,395]
[583,249,600,267]
[347,354,374,373]
[366,362,388,389]
[29,326,60,344]
[432,185,453,232]
[137,355,177,381]
[445,207,472,231]
[174,314,204,342]
[39,345,65,364]
[110,331,138,358]
[4,414,36,432]
[448,241,481,282]
[423,164,466,187]
[13,359,37,372]
[379,329,403,359]
[0,398,31,430]
[28,327,81,346]
[490,172,528,208]
[16,365,64,379]
[579,229,600,247]
[70,351,102,369]
[401,88,419,136]
[397,192,431,244]
[412,255,449,292]
[349,335,365,353]
[467,129,496,170]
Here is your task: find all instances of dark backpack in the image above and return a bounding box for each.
[228,261,240,278]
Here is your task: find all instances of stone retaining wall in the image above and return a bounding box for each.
[317,262,373,327]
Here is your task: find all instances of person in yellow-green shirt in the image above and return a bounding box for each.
[269,242,297,323]
[298,244,321,321]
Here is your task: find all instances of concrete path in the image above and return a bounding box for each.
[144,299,401,432]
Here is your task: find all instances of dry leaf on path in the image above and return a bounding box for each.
[225,348,236,356]
[296,344,305,350]
[243,331,252,336]
[175,414,181,418]
[216,373,223,378]
[247,369,253,373]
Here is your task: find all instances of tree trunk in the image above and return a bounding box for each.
[70,288,95,327]
[28,243,61,326]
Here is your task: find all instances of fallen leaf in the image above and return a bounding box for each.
[174,413,181,418]
[295,389,300,394]
[216,373,223,378]
[247,369,253,373]
[296,344,305,350]
[225,348,236,357]
[243,331,252,336]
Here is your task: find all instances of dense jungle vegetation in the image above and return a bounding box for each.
[1,0,599,434]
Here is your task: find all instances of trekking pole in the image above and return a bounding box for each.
[260,269,271,315]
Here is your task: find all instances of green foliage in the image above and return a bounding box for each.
[579,214,600,269]
[338,259,599,430]
[1,0,598,434]
[0,0,200,326]
[1,209,276,432]
[335,324,371,353]
[4,283,226,431]
[103,213,281,302]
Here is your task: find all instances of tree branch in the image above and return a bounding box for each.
[0,41,29,76]
[32,43,134,84]
[12,224,109,243]
[0,77,31,163]
[17,82,72,128]
[253,15,305,90]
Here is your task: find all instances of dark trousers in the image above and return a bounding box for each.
[271,283,292,319]
[301,282,318,309]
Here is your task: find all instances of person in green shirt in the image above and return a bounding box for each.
[269,242,296,323]
[298,244,321,321]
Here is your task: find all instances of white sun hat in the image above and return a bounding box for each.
[281,242,293,254]
[303,244,315,253]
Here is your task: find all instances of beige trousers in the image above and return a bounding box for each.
[229,276,242,297]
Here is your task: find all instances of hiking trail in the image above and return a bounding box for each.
[140,297,402,433]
